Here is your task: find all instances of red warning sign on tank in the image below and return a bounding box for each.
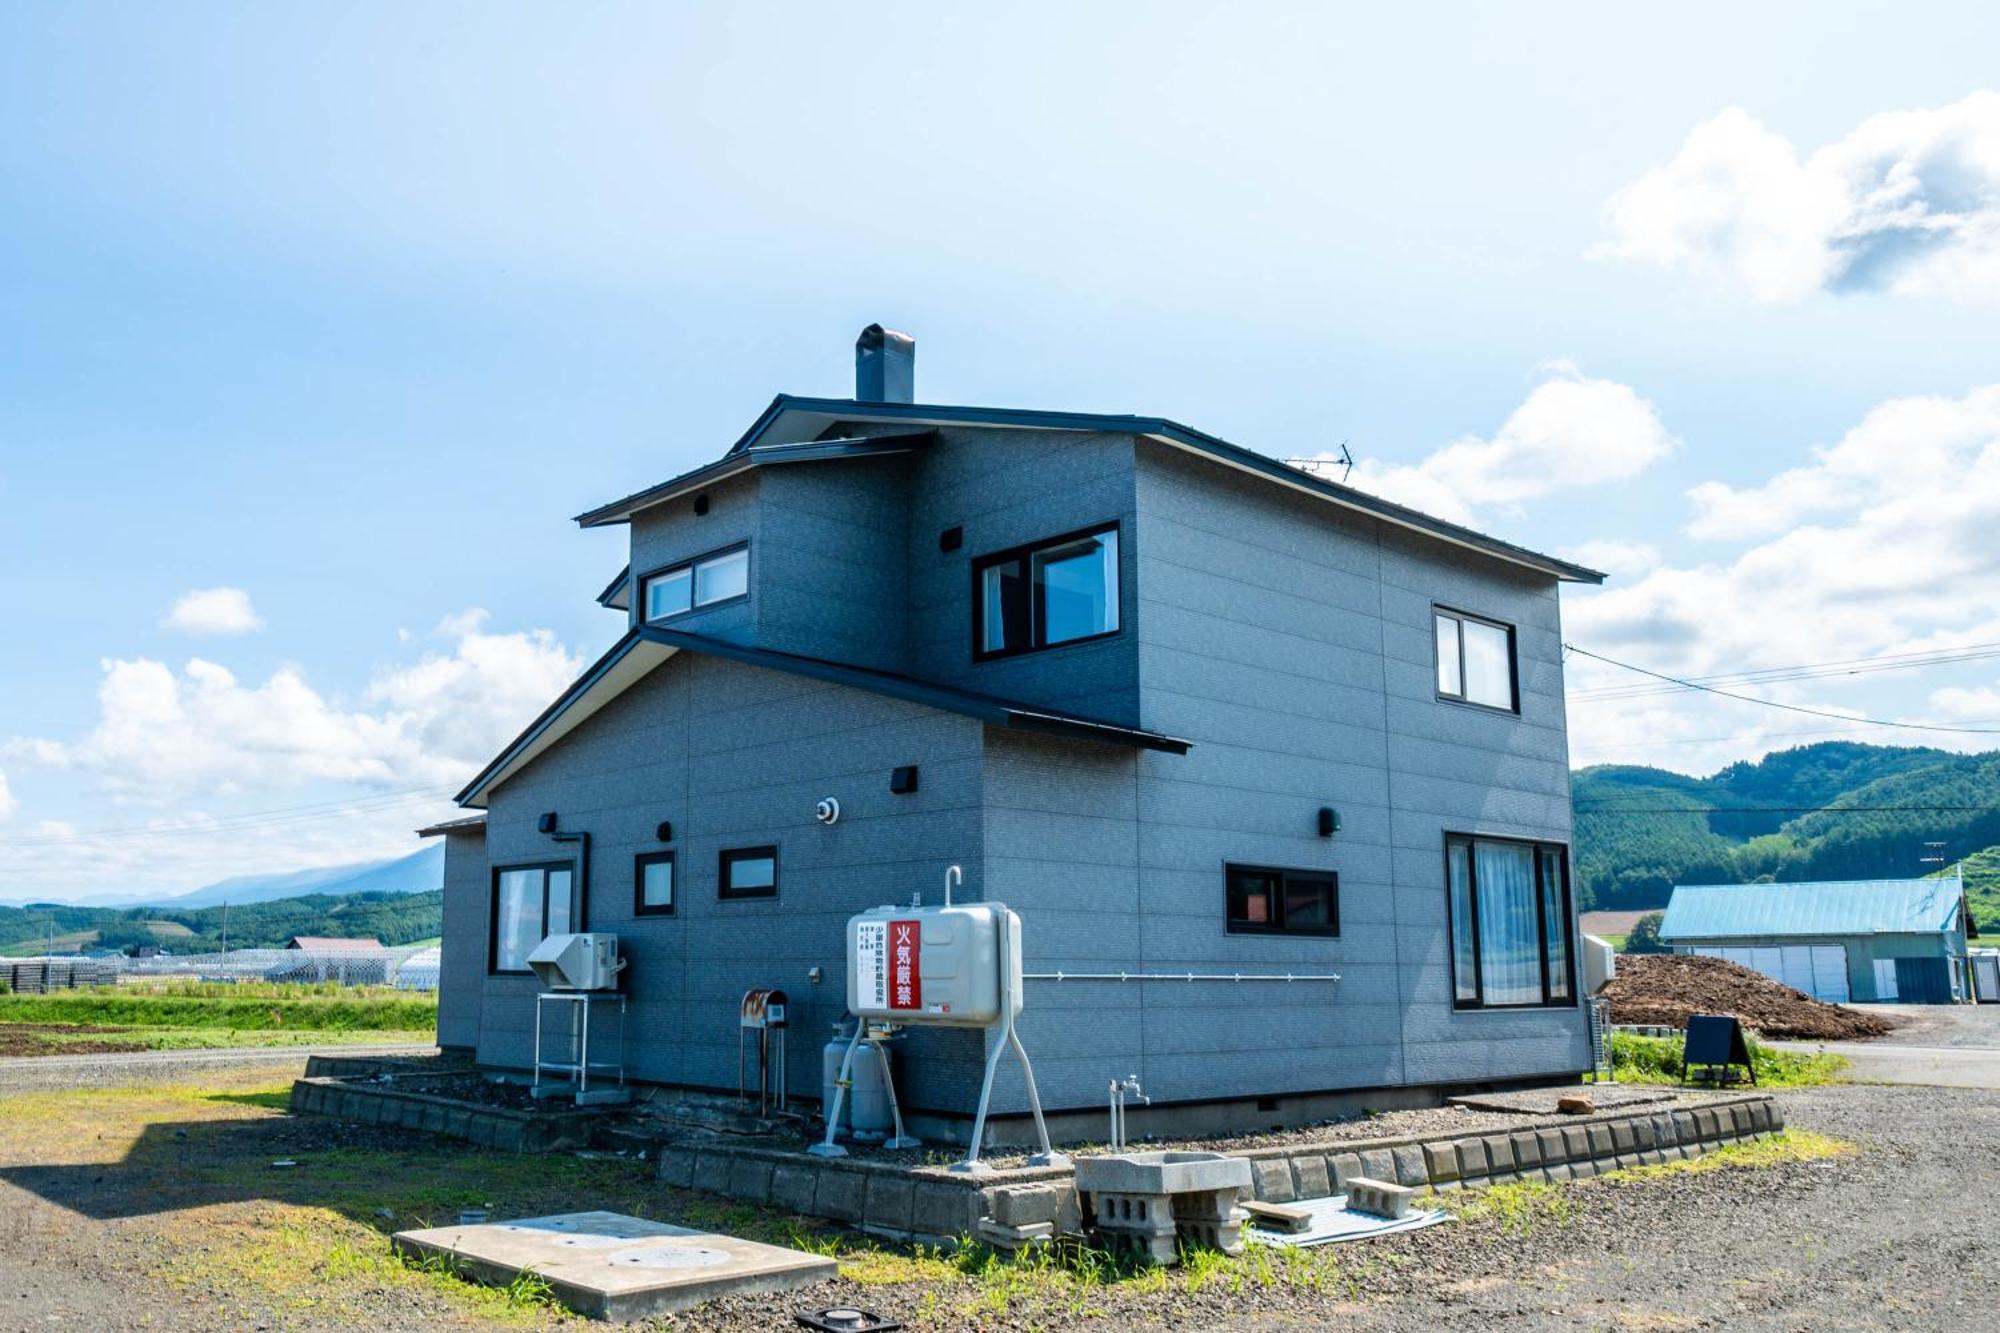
[889,919,922,1010]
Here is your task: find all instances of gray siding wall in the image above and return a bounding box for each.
[753,457,911,672]
[970,444,1586,1113]
[905,427,1141,726]
[436,828,488,1050]
[626,471,761,645]
[477,650,990,1112]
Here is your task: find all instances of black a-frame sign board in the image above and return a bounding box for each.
[1682,1013,1756,1086]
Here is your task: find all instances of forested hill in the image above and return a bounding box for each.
[0,889,443,956]
[1572,741,2000,912]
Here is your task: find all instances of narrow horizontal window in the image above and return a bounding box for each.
[1225,863,1338,937]
[1446,834,1574,1009]
[973,524,1120,659]
[1434,606,1517,712]
[643,545,750,623]
[635,851,675,917]
[720,845,778,900]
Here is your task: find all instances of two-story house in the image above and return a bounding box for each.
[423,326,1606,1141]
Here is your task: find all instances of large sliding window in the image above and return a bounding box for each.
[1445,834,1573,1009]
[973,524,1120,659]
[643,545,750,623]
[490,862,579,974]
[1434,606,1517,712]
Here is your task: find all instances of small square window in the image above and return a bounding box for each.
[1226,864,1338,937]
[635,851,675,917]
[720,846,778,900]
[1434,606,1517,712]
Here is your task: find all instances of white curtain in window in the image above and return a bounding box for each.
[1448,841,1478,1003]
[496,869,542,972]
[1475,841,1541,1005]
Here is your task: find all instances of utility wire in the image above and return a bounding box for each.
[1570,642,2000,702]
[1576,803,2000,815]
[1562,644,2000,735]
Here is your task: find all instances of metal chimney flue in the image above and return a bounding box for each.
[855,324,915,403]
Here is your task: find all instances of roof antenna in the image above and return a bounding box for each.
[1284,440,1353,484]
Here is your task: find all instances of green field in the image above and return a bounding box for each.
[0,981,436,1055]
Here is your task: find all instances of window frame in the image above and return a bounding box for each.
[1443,833,1577,1010]
[718,845,779,901]
[1224,862,1341,938]
[1432,604,1519,714]
[488,860,579,976]
[639,542,751,625]
[970,522,1123,662]
[634,850,676,918]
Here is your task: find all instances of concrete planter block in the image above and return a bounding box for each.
[1482,1136,1516,1175]
[1510,1131,1543,1170]
[1747,1102,1770,1133]
[1610,1122,1638,1156]
[770,1165,816,1215]
[1536,1128,1567,1164]
[445,1108,474,1141]
[814,1170,865,1225]
[1329,1153,1364,1192]
[913,1181,980,1241]
[991,1183,1062,1229]
[1543,1161,1572,1181]
[656,1148,697,1190]
[728,1158,774,1206]
[862,1176,916,1237]
[1562,1126,1590,1161]
[1586,1124,1615,1158]
[1672,1110,1698,1141]
[466,1115,496,1149]
[1074,1152,1252,1199]
[1732,1105,1756,1136]
[1251,1158,1295,1203]
[1359,1149,1395,1183]
[1290,1154,1331,1200]
[1768,1100,1786,1131]
[1343,1177,1413,1221]
[1423,1142,1459,1183]
[1568,1159,1597,1180]
[691,1154,732,1198]
[1455,1139,1489,1179]
[491,1119,527,1153]
[1392,1145,1427,1188]
[1631,1118,1656,1150]
[421,1104,448,1135]
[976,1217,1054,1251]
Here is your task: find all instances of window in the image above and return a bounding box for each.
[490,862,579,974]
[973,525,1120,658]
[1445,834,1574,1008]
[643,546,749,622]
[635,851,675,917]
[1226,863,1339,937]
[719,846,778,900]
[1434,607,1516,711]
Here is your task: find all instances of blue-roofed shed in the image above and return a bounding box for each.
[1660,876,1970,1004]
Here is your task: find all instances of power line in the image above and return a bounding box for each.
[1570,642,2000,702]
[1562,644,2000,735]
[1568,722,1971,754]
[1576,804,2000,815]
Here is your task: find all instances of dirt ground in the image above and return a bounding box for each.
[0,1022,150,1057]
[0,1062,1995,1331]
[1604,953,1897,1039]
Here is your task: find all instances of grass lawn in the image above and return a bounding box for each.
[0,1071,1861,1330]
[0,981,435,1056]
[1609,1030,1850,1087]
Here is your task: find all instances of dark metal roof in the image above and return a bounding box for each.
[602,395,1603,583]
[416,814,487,838]
[573,431,936,529]
[596,565,631,610]
[455,627,1190,807]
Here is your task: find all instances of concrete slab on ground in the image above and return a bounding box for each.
[1767,1040,2000,1090]
[391,1210,835,1320]
[1446,1086,1677,1114]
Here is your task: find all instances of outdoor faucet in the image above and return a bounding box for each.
[944,864,962,908]
[1108,1073,1149,1151]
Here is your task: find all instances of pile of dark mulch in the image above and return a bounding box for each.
[0,1022,149,1058]
[1603,953,1895,1041]
[377,1071,545,1111]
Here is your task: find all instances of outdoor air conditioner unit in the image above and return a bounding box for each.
[527,933,626,991]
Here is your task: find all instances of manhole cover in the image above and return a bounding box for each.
[611,1245,733,1270]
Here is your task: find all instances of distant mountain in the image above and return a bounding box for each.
[1574,741,2000,911]
[154,844,443,908]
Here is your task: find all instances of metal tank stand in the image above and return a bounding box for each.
[952,907,1068,1175]
[809,1021,919,1156]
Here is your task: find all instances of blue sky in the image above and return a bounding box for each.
[6,3,2000,899]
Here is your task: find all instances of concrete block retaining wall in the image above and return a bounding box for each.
[290,1075,599,1153]
[653,1094,1784,1246]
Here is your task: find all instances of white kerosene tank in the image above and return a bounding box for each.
[844,901,1023,1029]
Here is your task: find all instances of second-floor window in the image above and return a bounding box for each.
[1434,606,1516,712]
[644,546,749,623]
[973,524,1120,659]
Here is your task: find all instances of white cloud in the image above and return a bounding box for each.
[28,610,583,803]
[1341,365,1677,525]
[161,586,263,635]
[0,767,14,820]
[1566,381,2000,770]
[1597,92,2000,302]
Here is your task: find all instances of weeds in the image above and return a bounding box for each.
[1610,1032,1848,1087]
[1601,1129,1855,1181]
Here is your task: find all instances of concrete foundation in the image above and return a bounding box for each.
[390,1211,835,1321]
